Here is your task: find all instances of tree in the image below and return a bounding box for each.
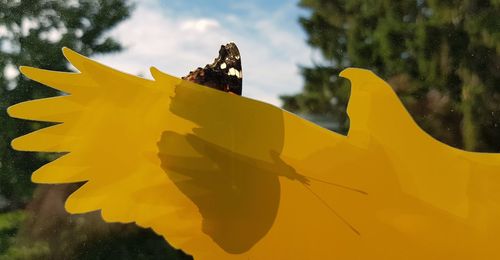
[0,0,132,210]
[0,1,193,259]
[283,0,500,152]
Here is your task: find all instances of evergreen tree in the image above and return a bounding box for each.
[283,0,500,151]
[0,1,189,259]
[0,2,193,258]
[0,0,132,210]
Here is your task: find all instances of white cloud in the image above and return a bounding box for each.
[21,17,39,36]
[40,27,66,43]
[3,63,19,80]
[94,0,312,106]
[180,18,220,32]
[0,25,8,37]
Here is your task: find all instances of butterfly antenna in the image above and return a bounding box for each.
[301,183,361,235]
[303,175,367,195]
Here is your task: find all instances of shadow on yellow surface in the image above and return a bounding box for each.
[7,48,500,259]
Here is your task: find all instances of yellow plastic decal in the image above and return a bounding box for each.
[8,48,500,259]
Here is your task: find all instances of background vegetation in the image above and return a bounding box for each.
[0,0,190,259]
[1,0,499,259]
[283,0,500,152]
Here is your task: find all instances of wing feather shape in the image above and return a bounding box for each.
[9,48,500,259]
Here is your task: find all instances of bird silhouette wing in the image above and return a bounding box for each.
[8,48,500,259]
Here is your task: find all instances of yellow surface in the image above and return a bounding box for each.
[8,48,500,259]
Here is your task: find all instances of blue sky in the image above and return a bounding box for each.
[95,0,315,105]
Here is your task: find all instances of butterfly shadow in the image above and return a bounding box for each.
[157,131,308,254]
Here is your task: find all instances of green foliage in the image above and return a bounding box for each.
[75,227,193,260]
[0,211,49,260]
[1,241,50,260]
[0,211,25,255]
[283,0,500,151]
[0,1,193,259]
[0,0,133,210]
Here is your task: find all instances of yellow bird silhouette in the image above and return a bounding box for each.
[8,48,500,259]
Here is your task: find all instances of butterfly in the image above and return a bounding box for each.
[182,42,242,95]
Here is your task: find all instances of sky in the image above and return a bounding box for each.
[94,0,315,106]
